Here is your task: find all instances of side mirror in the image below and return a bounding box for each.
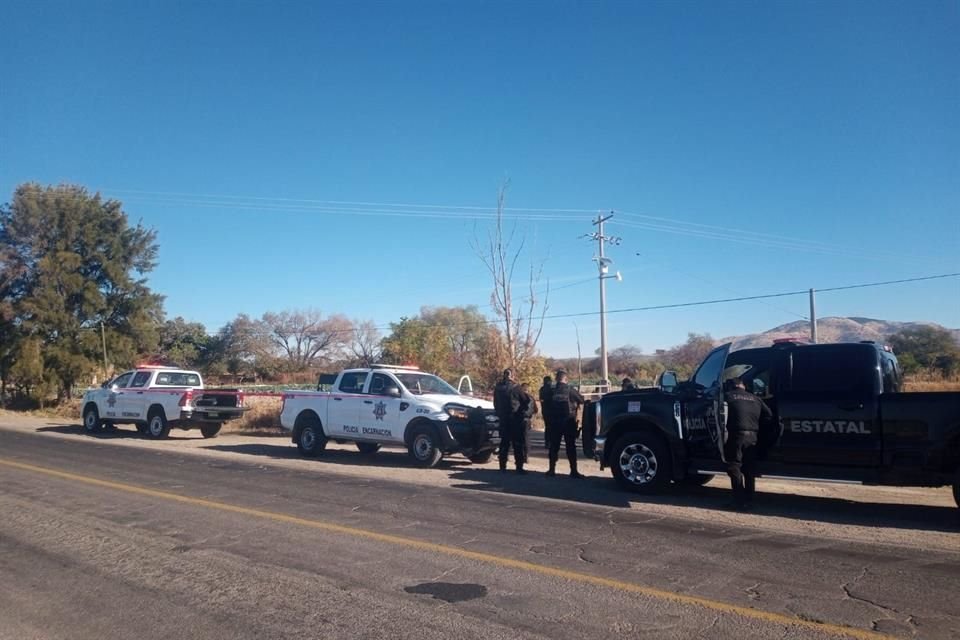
[385,386,402,398]
[659,371,679,393]
[110,384,119,392]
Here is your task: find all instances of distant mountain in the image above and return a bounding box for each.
[725,317,960,350]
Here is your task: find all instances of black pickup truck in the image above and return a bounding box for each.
[587,340,960,508]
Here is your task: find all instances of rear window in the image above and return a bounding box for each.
[337,371,368,393]
[155,371,201,387]
[788,346,877,395]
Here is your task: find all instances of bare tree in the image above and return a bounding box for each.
[349,319,383,367]
[261,309,353,371]
[471,182,549,374]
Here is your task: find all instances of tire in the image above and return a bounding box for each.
[200,423,222,439]
[356,442,381,454]
[408,426,443,468]
[953,475,959,510]
[682,473,715,487]
[610,431,672,493]
[295,414,327,457]
[82,405,104,434]
[468,450,494,464]
[146,409,171,439]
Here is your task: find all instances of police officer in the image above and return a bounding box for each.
[621,377,636,391]
[538,375,553,449]
[494,369,526,474]
[547,370,586,478]
[724,377,772,509]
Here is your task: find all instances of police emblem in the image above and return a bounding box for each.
[373,401,387,421]
[107,393,118,408]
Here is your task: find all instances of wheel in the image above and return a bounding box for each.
[200,423,222,439]
[356,442,381,454]
[408,427,443,468]
[295,414,327,457]
[610,431,672,493]
[82,405,104,434]
[953,474,959,510]
[146,409,171,439]
[682,473,715,487]
[468,450,494,464]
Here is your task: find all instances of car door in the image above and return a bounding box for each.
[103,371,134,420]
[328,371,368,438]
[681,343,732,463]
[121,371,153,420]
[360,373,404,443]
[775,345,882,467]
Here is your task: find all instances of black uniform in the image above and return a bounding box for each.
[494,379,525,470]
[724,386,773,506]
[548,382,585,475]
[538,381,554,449]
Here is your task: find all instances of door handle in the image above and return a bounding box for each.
[334,397,342,402]
[363,400,373,404]
[838,402,864,411]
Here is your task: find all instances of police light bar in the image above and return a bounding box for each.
[371,363,420,371]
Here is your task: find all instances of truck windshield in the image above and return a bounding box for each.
[395,373,459,395]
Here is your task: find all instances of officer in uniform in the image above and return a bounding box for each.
[494,368,526,474]
[538,375,553,449]
[547,370,586,478]
[724,377,773,509]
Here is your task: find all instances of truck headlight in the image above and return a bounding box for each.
[444,404,470,421]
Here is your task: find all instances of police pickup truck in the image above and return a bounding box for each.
[280,365,500,467]
[82,366,247,439]
[587,340,960,508]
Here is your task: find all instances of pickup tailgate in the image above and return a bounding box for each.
[192,389,247,421]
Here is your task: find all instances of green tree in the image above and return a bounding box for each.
[381,305,518,391]
[663,333,716,379]
[157,317,211,367]
[0,183,163,399]
[888,326,960,376]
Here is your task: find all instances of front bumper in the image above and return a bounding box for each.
[437,414,500,454]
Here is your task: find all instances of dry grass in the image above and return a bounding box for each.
[225,396,286,436]
[903,380,960,392]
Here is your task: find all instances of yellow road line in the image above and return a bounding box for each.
[0,457,893,640]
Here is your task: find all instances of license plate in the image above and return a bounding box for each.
[207,412,220,418]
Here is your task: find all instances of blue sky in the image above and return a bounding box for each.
[1,0,957,357]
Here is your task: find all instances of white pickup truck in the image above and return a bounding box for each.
[81,367,247,439]
[280,365,500,467]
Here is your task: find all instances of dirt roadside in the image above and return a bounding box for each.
[1,410,957,554]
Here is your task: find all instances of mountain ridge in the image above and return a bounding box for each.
[725,317,960,350]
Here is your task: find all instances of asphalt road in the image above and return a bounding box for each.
[0,423,958,640]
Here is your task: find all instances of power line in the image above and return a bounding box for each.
[202,271,960,336]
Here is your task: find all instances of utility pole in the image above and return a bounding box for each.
[100,321,109,376]
[582,212,622,392]
[809,288,818,344]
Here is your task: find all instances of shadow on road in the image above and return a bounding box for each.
[206,442,474,471]
[37,423,197,441]
[448,466,960,533]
